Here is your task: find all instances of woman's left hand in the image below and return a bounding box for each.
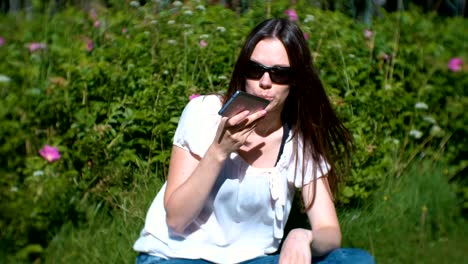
[278,228,313,264]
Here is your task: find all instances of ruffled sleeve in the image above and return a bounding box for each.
[277,134,331,188]
[173,95,222,157]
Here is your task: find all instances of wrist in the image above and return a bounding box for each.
[207,144,230,162]
[307,229,313,244]
[289,228,313,243]
[309,230,314,248]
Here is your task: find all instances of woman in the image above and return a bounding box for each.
[134,18,374,264]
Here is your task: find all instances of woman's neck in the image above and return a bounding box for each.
[255,111,282,137]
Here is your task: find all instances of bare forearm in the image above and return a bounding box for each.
[310,226,342,256]
[165,145,227,233]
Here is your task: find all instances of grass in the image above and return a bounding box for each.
[38,159,467,263]
[339,160,467,263]
[42,173,164,264]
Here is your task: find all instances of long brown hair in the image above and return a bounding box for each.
[225,18,353,208]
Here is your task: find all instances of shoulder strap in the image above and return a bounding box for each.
[275,123,290,166]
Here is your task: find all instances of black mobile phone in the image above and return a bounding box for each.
[218,91,270,117]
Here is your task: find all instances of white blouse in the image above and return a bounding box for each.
[133,95,329,263]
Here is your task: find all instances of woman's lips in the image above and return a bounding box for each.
[258,94,273,101]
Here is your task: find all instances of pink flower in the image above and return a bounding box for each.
[303,33,309,40]
[94,20,100,28]
[364,29,373,39]
[199,40,207,48]
[189,94,201,100]
[377,53,390,61]
[0,37,4,46]
[284,9,298,21]
[122,27,128,34]
[448,57,463,72]
[86,40,93,51]
[39,145,61,163]
[28,42,47,52]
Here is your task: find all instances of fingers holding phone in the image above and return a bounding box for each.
[216,109,266,147]
[214,104,268,155]
[219,90,270,133]
[218,91,269,118]
[225,109,267,130]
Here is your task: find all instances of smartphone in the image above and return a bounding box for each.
[218,91,270,117]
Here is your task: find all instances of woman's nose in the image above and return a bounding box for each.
[259,72,272,89]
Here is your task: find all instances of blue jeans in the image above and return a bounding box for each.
[136,248,375,264]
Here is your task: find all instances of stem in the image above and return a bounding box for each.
[397,135,433,177]
[389,0,402,86]
[266,0,271,18]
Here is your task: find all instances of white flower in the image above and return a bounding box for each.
[163,70,169,75]
[183,24,192,28]
[218,75,227,80]
[129,1,140,7]
[216,26,226,33]
[392,139,400,145]
[348,54,356,58]
[184,30,194,35]
[415,102,428,110]
[167,20,175,25]
[183,10,193,16]
[350,213,360,221]
[199,34,209,39]
[423,116,436,124]
[430,125,444,137]
[173,1,182,6]
[0,74,11,83]
[196,5,206,11]
[409,129,423,139]
[167,39,177,45]
[11,186,18,192]
[304,14,315,23]
[33,170,44,177]
[150,20,158,25]
[30,87,41,95]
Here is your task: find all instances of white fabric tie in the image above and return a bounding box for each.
[269,169,286,239]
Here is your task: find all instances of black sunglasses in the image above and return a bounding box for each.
[245,60,292,84]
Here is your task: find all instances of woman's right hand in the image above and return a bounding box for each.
[212,109,267,157]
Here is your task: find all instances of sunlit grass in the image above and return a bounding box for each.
[39,159,467,263]
[43,171,163,264]
[340,160,467,263]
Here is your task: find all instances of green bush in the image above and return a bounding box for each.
[0,0,466,261]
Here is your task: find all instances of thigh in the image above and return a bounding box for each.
[136,254,213,264]
[239,255,279,264]
[136,253,165,264]
[312,248,375,264]
[237,249,375,264]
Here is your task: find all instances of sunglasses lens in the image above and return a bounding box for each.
[245,61,291,84]
[270,68,291,84]
[245,61,265,79]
